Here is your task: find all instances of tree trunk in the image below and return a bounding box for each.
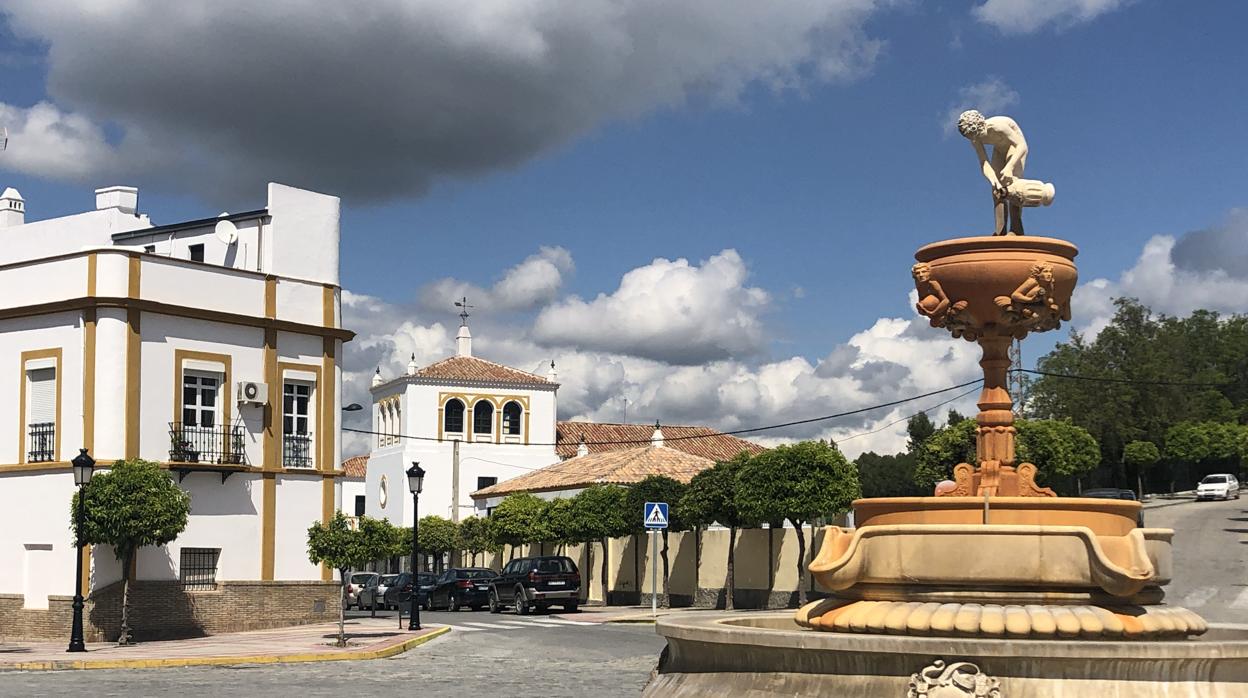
[633,533,640,605]
[660,529,671,608]
[693,526,702,607]
[600,537,610,606]
[118,549,134,646]
[584,540,593,605]
[1137,472,1144,500]
[765,525,775,610]
[794,520,807,606]
[337,567,348,647]
[726,526,737,611]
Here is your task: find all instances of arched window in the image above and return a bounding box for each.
[502,401,523,436]
[473,400,494,436]
[444,399,465,434]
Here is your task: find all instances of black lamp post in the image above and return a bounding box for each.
[68,448,95,653]
[406,462,425,631]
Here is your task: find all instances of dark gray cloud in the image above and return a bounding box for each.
[1171,209,1248,277]
[1,0,889,203]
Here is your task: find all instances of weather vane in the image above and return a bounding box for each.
[454,296,474,326]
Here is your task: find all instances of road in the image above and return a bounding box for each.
[1147,494,1248,625]
[1,610,666,697]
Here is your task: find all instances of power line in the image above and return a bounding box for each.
[835,384,982,444]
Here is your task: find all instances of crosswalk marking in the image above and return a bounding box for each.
[438,623,485,632]
[1231,588,1248,610]
[430,615,601,634]
[1181,587,1218,608]
[529,618,597,626]
[461,621,516,630]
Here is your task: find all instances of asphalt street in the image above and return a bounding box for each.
[1148,494,1248,625]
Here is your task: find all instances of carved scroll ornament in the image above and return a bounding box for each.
[908,659,1001,698]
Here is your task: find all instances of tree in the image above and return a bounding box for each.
[1015,419,1101,492]
[625,475,688,608]
[489,493,550,560]
[566,485,632,605]
[913,418,977,489]
[946,409,968,428]
[71,459,190,645]
[1123,440,1160,498]
[856,451,925,498]
[415,515,459,572]
[307,512,402,646]
[544,498,576,554]
[906,412,937,453]
[1164,421,1246,489]
[457,516,494,567]
[680,455,757,610]
[736,441,860,606]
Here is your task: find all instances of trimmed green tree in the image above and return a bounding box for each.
[457,516,494,567]
[736,441,860,606]
[1123,440,1161,498]
[567,484,632,604]
[71,459,191,645]
[625,475,688,608]
[680,455,756,610]
[1015,419,1101,492]
[489,493,551,560]
[415,515,459,572]
[308,512,403,646]
[913,418,977,489]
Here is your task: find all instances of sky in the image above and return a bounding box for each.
[2,0,1247,458]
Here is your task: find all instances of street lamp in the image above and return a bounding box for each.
[68,448,95,653]
[406,462,425,631]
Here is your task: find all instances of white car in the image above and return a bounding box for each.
[1196,474,1240,501]
[345,572,379,609]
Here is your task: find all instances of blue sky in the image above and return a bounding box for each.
[3,1,1247,454]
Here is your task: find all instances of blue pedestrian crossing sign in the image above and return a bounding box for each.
[644,501,669,529]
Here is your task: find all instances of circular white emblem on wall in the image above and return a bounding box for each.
[379,475,389,509]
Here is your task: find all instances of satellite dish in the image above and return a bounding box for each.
[214,219,238,245]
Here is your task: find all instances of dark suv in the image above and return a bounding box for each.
[488,556,580,614]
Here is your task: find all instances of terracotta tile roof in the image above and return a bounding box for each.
[471,446,715,499]
[555,421,765,462]
[411,355,553,385]
[342,454,369,478]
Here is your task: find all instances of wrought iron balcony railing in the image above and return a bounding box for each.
[168,421,248,465]
[283,432,314,468]
[27,422,55,463]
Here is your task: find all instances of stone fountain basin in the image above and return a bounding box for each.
[853,496,1142,536]
[810,524,1168,597]
[644,612,1248,697]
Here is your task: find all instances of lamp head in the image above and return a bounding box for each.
[342,403,364,412]
[406,462,425,495]
[72,448,95,487]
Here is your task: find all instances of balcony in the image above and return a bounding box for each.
[168,421,248,466]
[27,422,55,463]
[283,432,314,468]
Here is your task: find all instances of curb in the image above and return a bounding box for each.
[604,617,659,624]
[1,626,450,672]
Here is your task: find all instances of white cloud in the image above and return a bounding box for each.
[418,246,573,314]
[0,102,116,180]
[972,0,1132,34]
[941,76,1019,136]
[1,0,892,202]
[532,249,770,365]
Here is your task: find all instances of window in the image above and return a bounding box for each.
[477,476,497,491]
[502,401,522,436]
[143,244,155,253]
[473,401,493,436]
[26,366,56,463]
[182,373,219,428]
[354,495,366,516]
[180,548,220,590]
[188,243,205,262]
[444,399,465,434]
[283,381,313,467]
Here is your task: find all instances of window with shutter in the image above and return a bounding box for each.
[26,367,56,462]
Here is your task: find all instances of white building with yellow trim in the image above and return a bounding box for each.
[0,183,349,640]
[367,322,558,525]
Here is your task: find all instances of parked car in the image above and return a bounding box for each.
[488,556,580,615]
[383,572,438,609]
[359,573,400,610]
[1196,474,1240,501]
[425,568,497,611]
[1081,488,1144,527]
[345,572,379,610]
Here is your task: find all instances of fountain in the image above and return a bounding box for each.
[645,112,1248,696]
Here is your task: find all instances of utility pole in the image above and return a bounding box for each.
[1008,337,1026,418]
[451,439,461,523]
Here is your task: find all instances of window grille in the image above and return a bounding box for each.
[283,432,314,468]
[26,366,56,462]
[473,401,493,435]
[27,422,55,463]
[180,548,220,590]
[169,421,247,464]
[444,399,465,433]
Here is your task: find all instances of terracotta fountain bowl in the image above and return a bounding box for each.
[914,236,1078,335]
[852,496,1140,536]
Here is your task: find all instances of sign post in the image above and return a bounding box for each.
[644,502,669,617]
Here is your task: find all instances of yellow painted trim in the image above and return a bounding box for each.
[263,328,278,471]
[436,392,529,444]
[322,285,336,328]
[261,473,276,580]
[277,360,322,470]
[82,310,96,453]
[18,348,63,464]
[0,461,347,476]
[126,253,141,299]
[86,253,97,297]
[2,626,450,672]
[172,349,233,425]
[81,545,91,595]
[264,276,277,319]
[124,308,140,459]
[321,477,334,581]
[319,338,336,474]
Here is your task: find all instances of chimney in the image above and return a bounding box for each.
[652,421,665,448]
[577,435,589,458]
[547,360,558,382]
[0,187,25,227]
[95,186,138,215]
[456,323,473,357]
[371,366,383,387]
[407,353,418,376]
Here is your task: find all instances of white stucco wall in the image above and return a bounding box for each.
[0,471,79,604]
[273,474,325,580]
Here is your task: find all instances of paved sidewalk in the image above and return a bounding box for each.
[0,617,447,671]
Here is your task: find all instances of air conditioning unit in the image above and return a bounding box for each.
[238,381,268,405]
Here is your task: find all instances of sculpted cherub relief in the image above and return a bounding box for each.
[957,110,1055,236]
[913,263,977,340]
[994,262,1070,336]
